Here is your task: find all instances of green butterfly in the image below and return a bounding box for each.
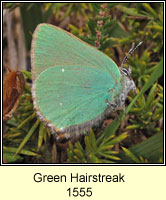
[31,23,140,138]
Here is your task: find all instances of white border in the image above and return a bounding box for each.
[1,1,165,166]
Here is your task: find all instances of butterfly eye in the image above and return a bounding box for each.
[120,67,130,77]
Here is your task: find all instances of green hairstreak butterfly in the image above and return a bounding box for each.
[31,23,139,138]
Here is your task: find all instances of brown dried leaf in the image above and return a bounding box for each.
[3,67,25,121]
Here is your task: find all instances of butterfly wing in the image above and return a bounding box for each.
[31,24,120,79]
[31,24,121,135]
[35,65,121,133]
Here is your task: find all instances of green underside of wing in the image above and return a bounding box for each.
[32,24,122,131]
[32,24,120,80]
[35,65,121,130]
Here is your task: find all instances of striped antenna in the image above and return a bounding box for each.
[120,41,143,68]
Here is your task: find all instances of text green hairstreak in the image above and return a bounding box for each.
[31,23,137,138]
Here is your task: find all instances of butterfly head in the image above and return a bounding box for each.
[120,66,131,78]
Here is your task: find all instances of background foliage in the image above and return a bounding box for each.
[3,2,163,164]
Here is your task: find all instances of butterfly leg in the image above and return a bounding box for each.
[105,99,117,112]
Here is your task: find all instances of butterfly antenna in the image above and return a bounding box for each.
[120,41,143,68]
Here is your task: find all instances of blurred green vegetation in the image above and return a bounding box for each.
[3,2,163,164]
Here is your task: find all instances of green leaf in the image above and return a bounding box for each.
[119,132,163,163]
[37,123,46,151]
[21,70,32,80]
[14,119,40,156]
[97,119,120,144]
[20,3,44,50]
[85,135,93,152]
[88,18,97,36]
[142,3,158,18]
[107,3,119,8]
[126,58,163,115]
[17,112,36,129]
[98,152,121,160]
[89,129,97,149]
[73,149,84,159]
[3,152,23,163]
[117,5,149,17]
[122,147,140,163]
[91,3,101,13]
[108,132,128,145]
[4,147,39,157]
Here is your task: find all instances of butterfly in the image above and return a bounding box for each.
[31,23,141,139]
